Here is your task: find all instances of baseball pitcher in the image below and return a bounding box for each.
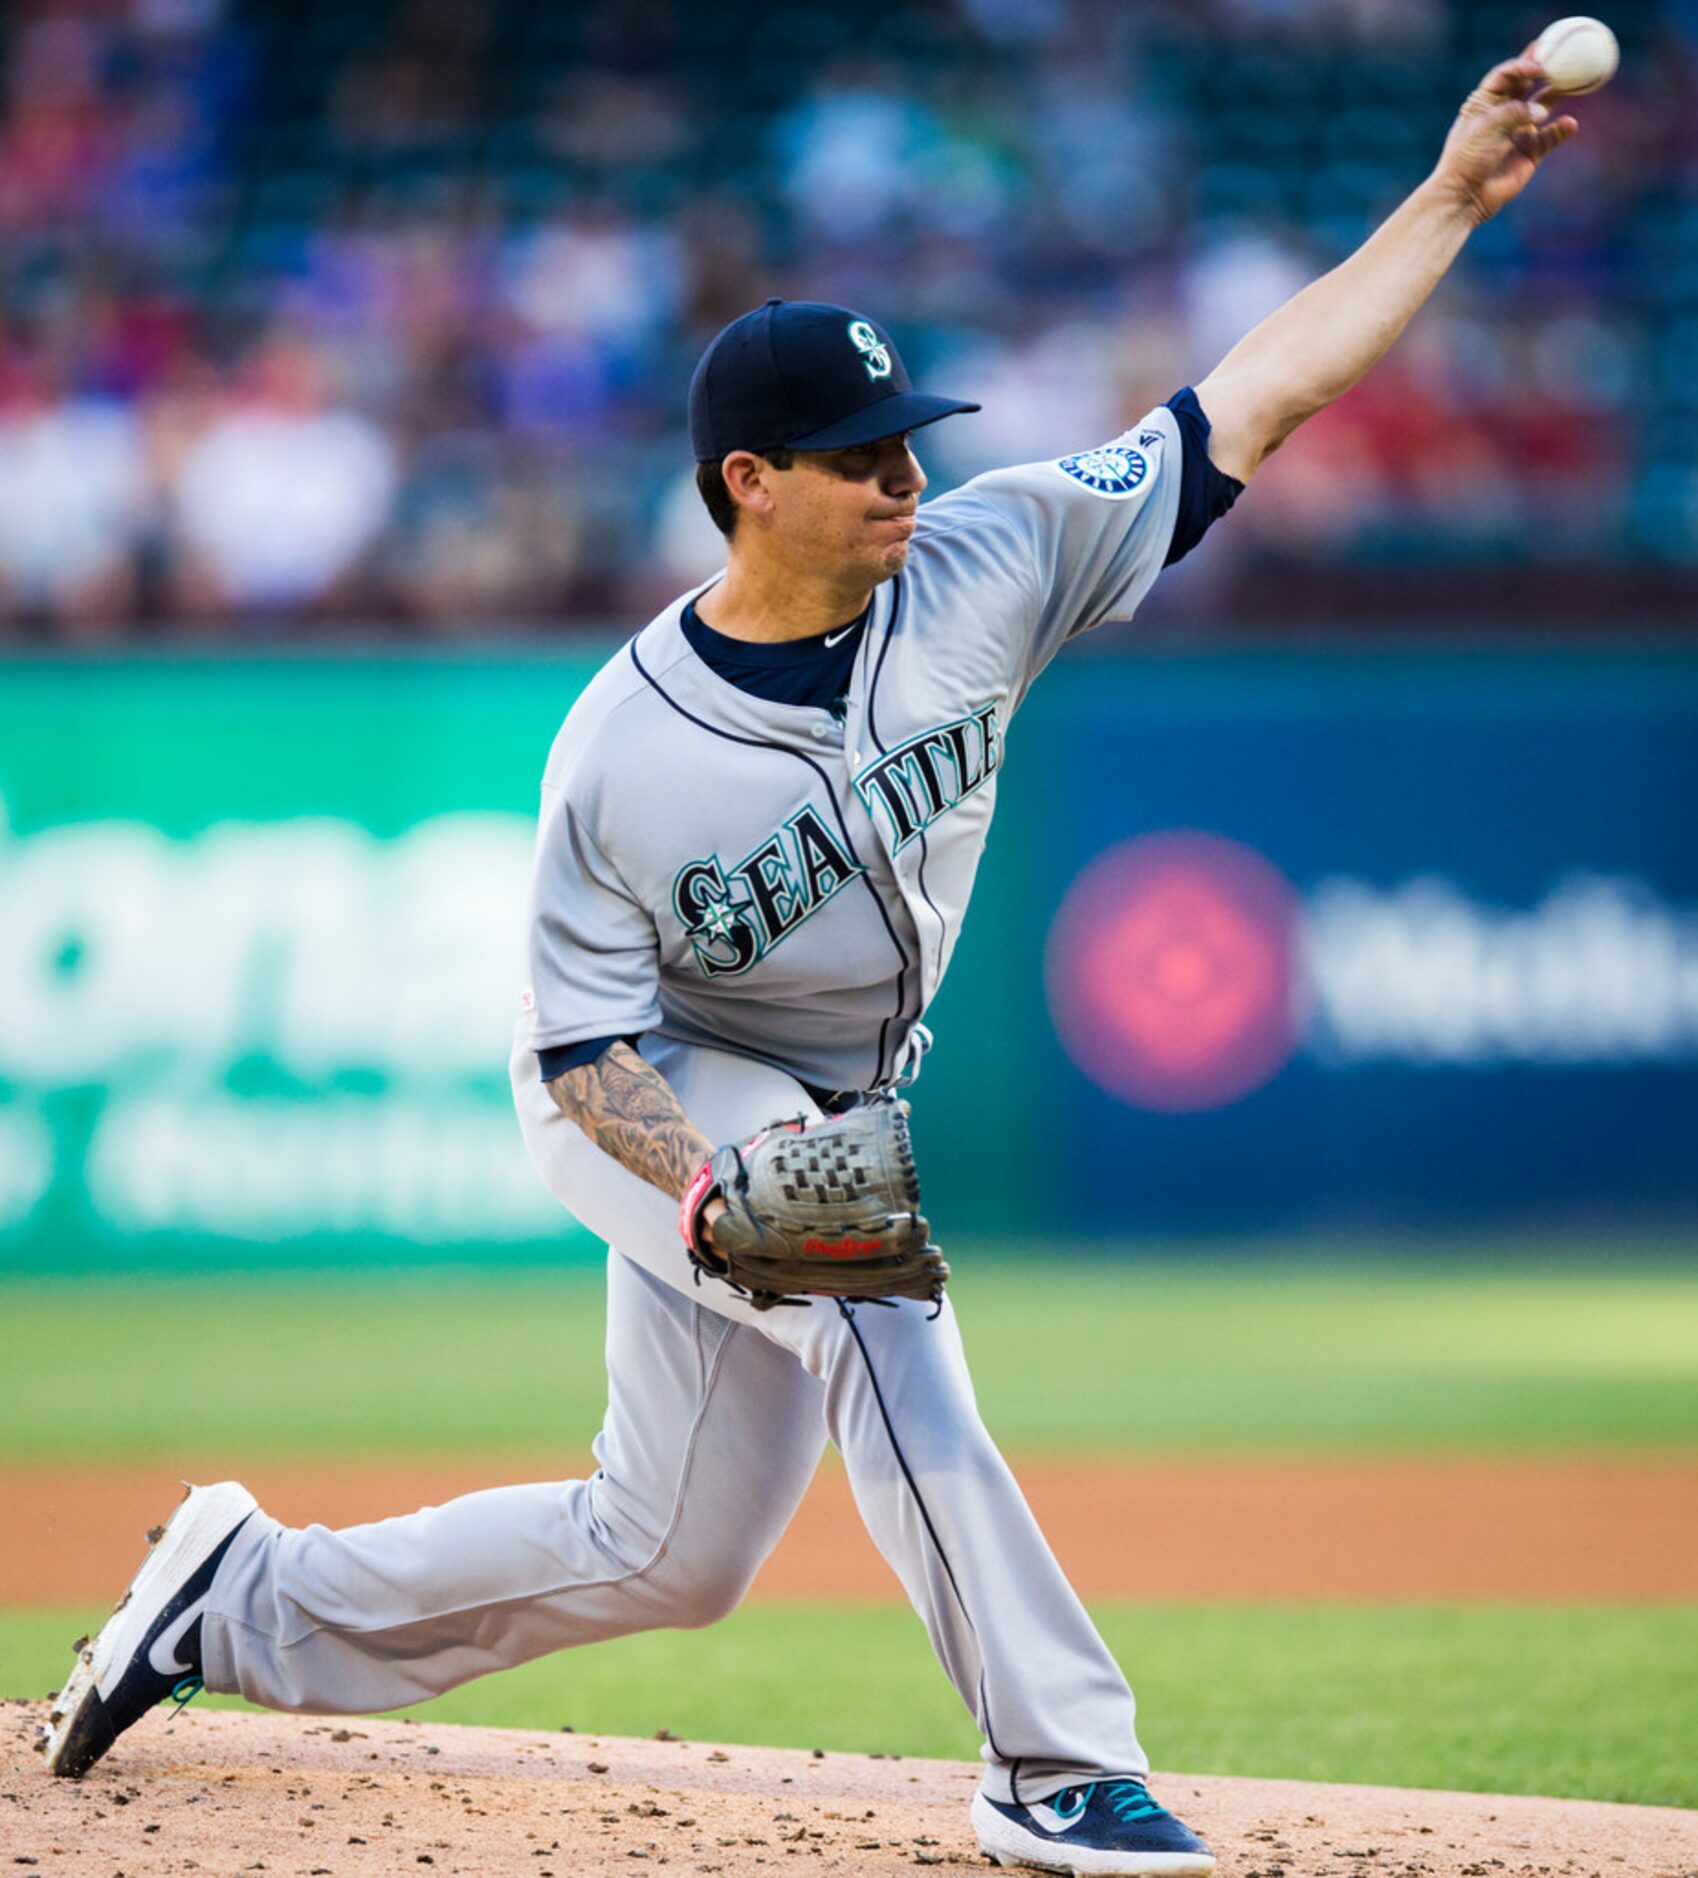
[44,51,1579,1878]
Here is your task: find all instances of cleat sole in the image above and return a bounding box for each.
[41,1480,256,1780]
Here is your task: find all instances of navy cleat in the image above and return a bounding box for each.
[972,1776,1215,1876]
[38,1480,257,1779]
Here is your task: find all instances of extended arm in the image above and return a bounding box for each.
[547,1041,717,1202]
[1195,52,1578,483]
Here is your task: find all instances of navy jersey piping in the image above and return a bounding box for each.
[863,580,898,751]
[628,638,912,1088]
[861,584,940,1054]
[863,576,953,989]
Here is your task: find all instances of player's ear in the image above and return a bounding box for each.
[720,450,780,528]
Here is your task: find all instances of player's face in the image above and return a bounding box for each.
[775,432,927,583]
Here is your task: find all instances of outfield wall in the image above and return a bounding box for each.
[2,646,1695,1272]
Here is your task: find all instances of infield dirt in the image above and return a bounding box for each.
[6,1701,1697,1877]
[6,1453,1697,1606]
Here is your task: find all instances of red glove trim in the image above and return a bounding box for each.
[679,1160,717,1252]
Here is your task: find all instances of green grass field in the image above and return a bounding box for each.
[4,1253,1695,1807]
[4,1252,1696,1458]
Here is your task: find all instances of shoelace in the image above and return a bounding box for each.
[1103,1780,1169,1824]
[166,1675,203,1723]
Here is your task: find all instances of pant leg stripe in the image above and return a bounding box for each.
[836,1302,1005,1762]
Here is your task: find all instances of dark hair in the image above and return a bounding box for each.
[695,446,795,537]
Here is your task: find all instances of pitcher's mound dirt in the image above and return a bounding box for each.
[4,1703,1694,1878]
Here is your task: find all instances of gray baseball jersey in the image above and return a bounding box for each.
[524,403,1184,1092]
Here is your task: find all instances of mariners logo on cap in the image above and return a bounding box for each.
[847,319,894,382]
[1056,444,1149,499]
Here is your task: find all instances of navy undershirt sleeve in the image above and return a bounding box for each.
[1163,386,1244,566]
[537,1034,636,1081]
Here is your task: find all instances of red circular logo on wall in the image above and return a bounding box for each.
[1045,832,1302,1112]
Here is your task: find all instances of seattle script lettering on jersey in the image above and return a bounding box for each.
[673,806,864,978]
[853,704,1001,853]
[672,703,1002,978]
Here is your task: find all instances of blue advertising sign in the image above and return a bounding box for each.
[916,650,1698,1237]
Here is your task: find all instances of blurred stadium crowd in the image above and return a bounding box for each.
[0,0,1692,637]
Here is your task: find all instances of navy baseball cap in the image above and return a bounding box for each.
[689,299,979,461]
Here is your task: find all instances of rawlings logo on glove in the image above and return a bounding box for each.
[679,1093,949,1313]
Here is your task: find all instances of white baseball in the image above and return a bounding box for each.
[1532,16,1620,96]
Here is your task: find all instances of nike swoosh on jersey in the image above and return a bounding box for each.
[824,626,859,647]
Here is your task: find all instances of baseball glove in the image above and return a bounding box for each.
[678,1093,948,1313]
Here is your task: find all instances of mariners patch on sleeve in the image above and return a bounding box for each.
[1053,443,1150,500]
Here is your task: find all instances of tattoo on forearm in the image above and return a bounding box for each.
[547,1043,716,1200]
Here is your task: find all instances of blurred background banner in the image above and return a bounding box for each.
[921,647,1698,1238]
[5,646,1696,1274]
[0,655,595,1272]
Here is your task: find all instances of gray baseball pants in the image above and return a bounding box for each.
[198,1035,1146,1803]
